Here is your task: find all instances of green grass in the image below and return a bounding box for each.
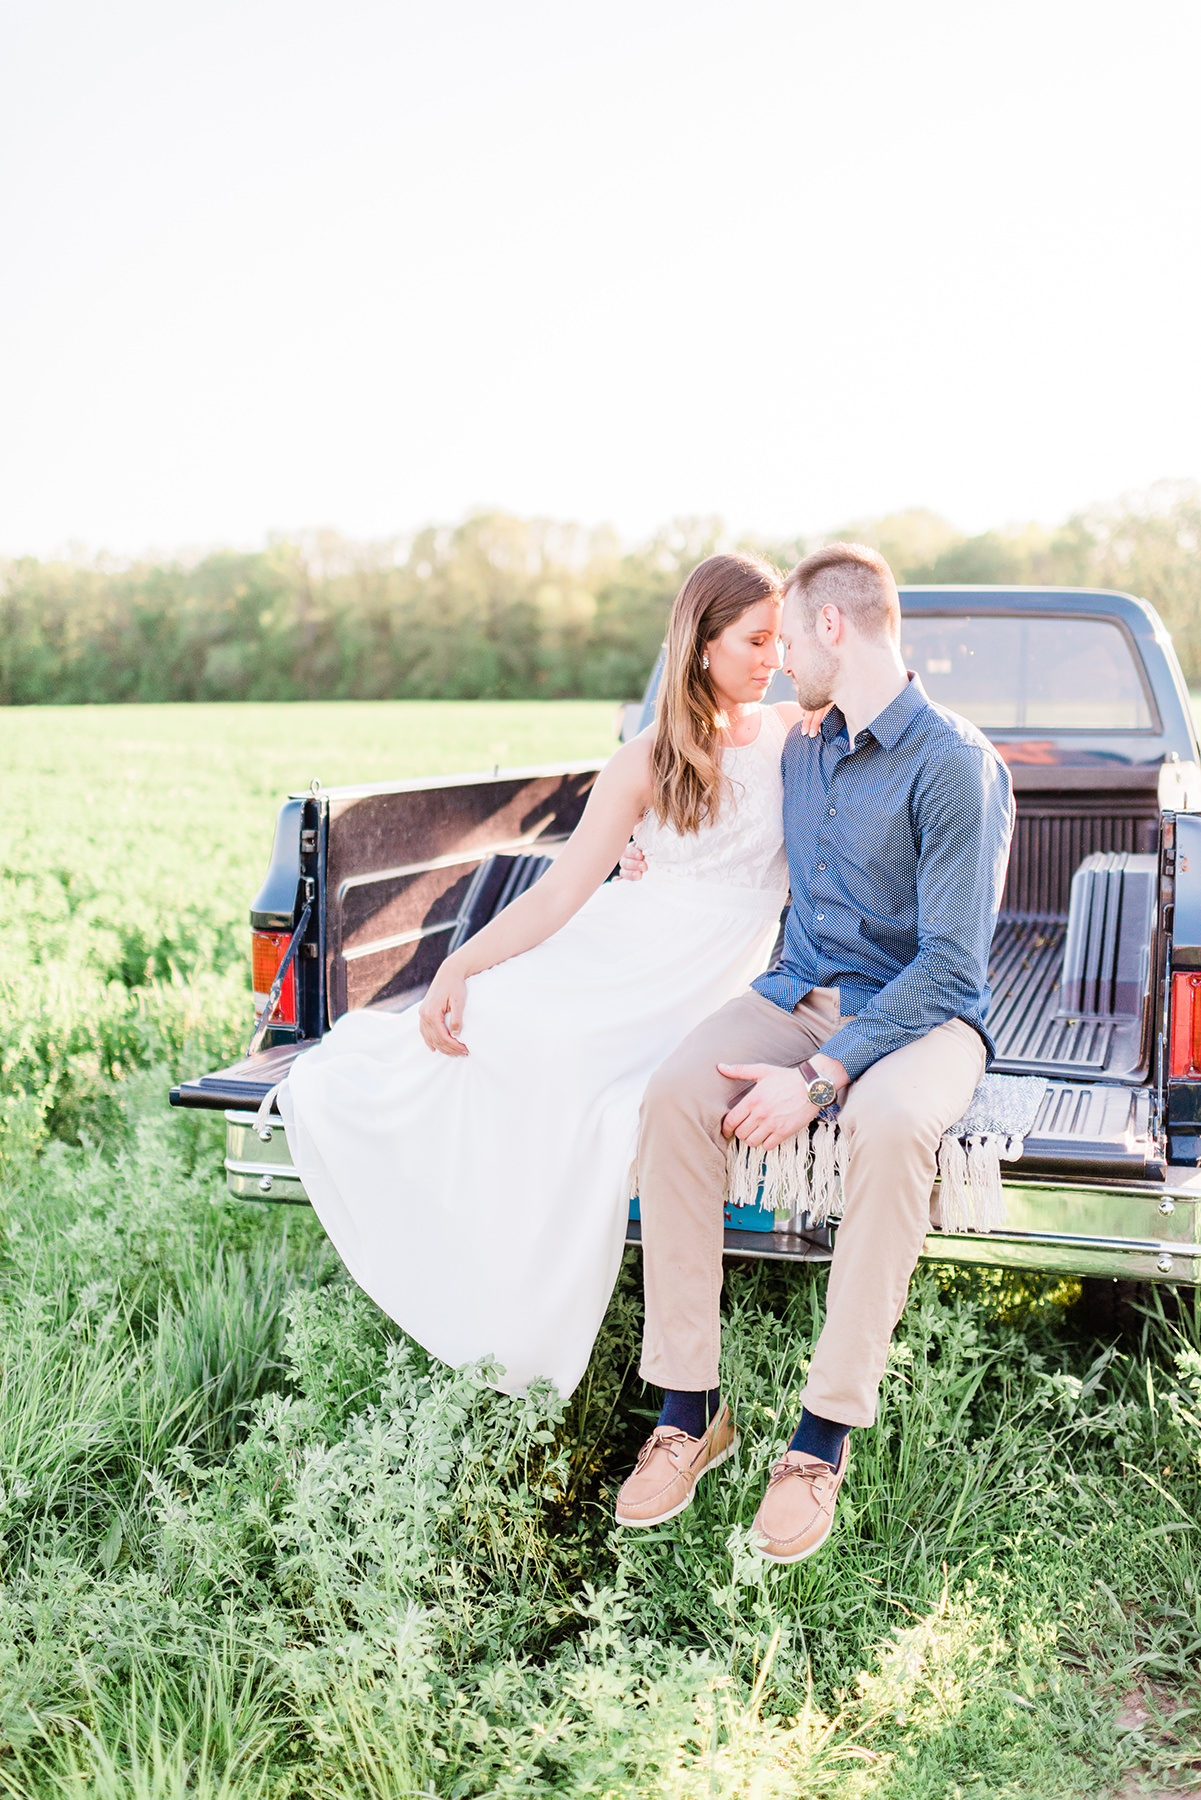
[1,697,618,981]
[0,700,618,1152]
[0,700,1199,1797]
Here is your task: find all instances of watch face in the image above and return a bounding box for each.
[807,1078,837,1109]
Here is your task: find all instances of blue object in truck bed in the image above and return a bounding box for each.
[628,1192,776,1232]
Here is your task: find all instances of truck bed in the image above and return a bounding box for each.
[175,764,1165,1181]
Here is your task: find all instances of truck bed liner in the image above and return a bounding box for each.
[988,850,1155,1080]
[988,915,1129,1074]
[1020,1079,1157,1178]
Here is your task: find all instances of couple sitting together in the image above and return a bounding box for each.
[275,541,1014,1564]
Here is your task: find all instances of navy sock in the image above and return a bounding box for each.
[657,1387,722,1438]
[789,1407,850,1465]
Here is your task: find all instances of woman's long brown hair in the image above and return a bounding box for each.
[650,551,783,834]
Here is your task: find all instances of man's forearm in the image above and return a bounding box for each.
[820,946,984,1081]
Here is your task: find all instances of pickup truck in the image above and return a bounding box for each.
[170,587,1201,1291]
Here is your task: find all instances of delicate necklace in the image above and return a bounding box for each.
[722,704,761,748]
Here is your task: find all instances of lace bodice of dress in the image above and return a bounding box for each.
[633,705,790,892]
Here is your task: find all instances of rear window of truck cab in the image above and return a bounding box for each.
[900,615,1155,731]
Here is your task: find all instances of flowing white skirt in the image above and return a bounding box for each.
[278,870,787,1399]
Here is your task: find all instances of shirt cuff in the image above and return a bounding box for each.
[815,1021,881,1084]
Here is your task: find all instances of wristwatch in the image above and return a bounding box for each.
[800,1060,841,1120]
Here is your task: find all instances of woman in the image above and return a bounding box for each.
[274,552,814,1398]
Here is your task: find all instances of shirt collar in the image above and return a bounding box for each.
[820,672,930,752]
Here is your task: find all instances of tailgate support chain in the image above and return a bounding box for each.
[245,900,312,1060]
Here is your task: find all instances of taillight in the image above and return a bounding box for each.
[1170,972,1201,1076]
[251,929,297,1025]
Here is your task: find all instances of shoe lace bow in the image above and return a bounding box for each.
[768,1453,836,1491]
[633,1426,690,1472]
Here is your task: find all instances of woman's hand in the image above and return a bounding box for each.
[800,705,832,739]
[419,963,469,1056]
[619,838,648,881]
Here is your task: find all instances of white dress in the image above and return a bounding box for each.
[277,705,791,1399]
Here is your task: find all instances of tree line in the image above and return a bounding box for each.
[2,482,1199,704]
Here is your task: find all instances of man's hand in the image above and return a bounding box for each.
[619,839,648,881]
[718,1063,816,1150]
[418,964,469,1056]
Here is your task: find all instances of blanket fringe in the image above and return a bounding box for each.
[724,1120,846,1227]
[724,1122,1015,1234]
[936,1131,1015,1233]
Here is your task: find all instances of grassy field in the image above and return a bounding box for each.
[1,701,1200,1799]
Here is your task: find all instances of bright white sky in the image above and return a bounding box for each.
[1,0,1199,559]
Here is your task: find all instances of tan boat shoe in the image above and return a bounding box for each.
[752,1435,849,1564]
[614,1404,738,1528]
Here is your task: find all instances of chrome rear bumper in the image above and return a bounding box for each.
[223,1111,1201,1281]
[224,1110,309,1203]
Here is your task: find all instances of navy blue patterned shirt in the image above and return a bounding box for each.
[752,675,1014,1081]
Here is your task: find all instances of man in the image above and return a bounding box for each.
[614,542,1014,1562]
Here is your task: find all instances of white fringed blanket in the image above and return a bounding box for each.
[725,1073,1048,1235]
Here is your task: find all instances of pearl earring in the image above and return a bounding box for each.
[702,654,709,670]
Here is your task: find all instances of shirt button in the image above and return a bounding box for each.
[828,807,836,817]
[817,861,826,871]
[815,913,824,921]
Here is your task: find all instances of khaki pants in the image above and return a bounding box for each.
[636,988,986,1426]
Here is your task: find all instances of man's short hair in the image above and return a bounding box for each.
[785,542,901,642]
